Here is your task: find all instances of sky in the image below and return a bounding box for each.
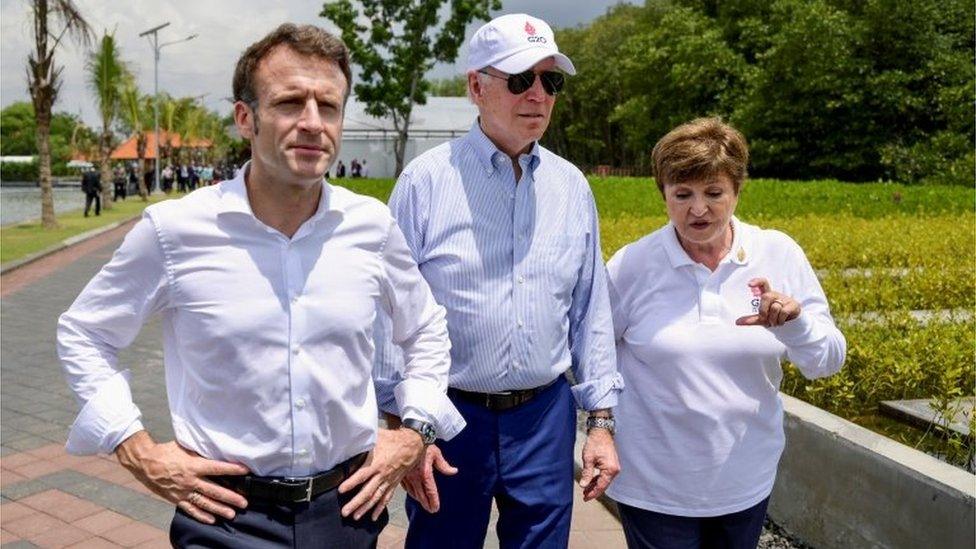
[1,0,637,127]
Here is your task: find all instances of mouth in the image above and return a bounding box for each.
[689,220,711,230]
[517,113,546,120]
[290,144,326,155]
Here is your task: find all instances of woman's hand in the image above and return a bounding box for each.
[735,278,801,327]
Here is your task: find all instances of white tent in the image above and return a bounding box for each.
[337,96,478,178]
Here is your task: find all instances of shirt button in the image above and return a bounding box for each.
[292,347,300,355]
[517,275,525,284]
[297,448,308,456]
[296,398,306,409]
[517,319,524,328]
[291,294,299,304]
[513,361,521,368]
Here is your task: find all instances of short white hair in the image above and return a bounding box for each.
[466,69,492,104]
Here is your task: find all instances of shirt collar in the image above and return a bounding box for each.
[464,119,541,177]
[663,215,751,269]
[218,161,345,220]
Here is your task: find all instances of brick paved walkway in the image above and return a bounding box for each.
[0,225,624,548]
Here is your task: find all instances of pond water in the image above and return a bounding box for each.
[1,185,86,226]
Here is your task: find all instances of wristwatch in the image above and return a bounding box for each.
[586,415,616,436]
[401,418,437,445]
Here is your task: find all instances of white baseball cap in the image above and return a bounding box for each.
[467,13,576,75]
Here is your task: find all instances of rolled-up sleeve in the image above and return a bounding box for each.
[378,219,465,440]
[769,240,847,379]
[567,192,624,411]
[57,214,170,454]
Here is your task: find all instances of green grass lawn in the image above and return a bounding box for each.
[0,194,173,264]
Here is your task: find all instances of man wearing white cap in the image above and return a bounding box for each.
[374,13,623,547]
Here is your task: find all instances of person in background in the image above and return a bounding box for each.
[350,158,361,178]
[113,166,127,201]
[81,166,101,217]
[360,159,369,178]
[161,164,174,194]
[336,159,346,178]
[605,117,846,549]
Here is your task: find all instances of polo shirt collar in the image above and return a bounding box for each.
[465,119,541,176]
[218,161,345,221]
[663,215,751,269]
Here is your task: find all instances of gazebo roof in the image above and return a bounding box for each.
[110,131,212,160]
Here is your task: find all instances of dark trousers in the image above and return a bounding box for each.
[170,487,387,548]
[405,376,576,549]
[83,192,100,217]
[617,497,770,549]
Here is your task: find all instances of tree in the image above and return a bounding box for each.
[118,76,151,199]
[27,0,93,228]
[427,75,468,97]
[321,0,500,176]
[87,29,128,209]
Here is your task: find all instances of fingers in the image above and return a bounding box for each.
[422,468,441,513]
[735,314,763,326]
[187,489,238,520]
[177,499,216,524]
[195,457,250,477]
[342,475,388,521]
[195,479,248,510]
[430,449,458,476]
[578,451,595,489]
[747,278,770,294]
[338,464,373,494]
[403,474,433,512]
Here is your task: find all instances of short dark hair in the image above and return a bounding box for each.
[232,23,352,107]
[651,117,749,194]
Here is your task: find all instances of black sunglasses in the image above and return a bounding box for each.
[477,69,565,96]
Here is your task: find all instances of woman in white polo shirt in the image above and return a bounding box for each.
[606,118,846,549]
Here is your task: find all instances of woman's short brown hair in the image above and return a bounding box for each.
[232,23,352,107]
[651,117,749,194]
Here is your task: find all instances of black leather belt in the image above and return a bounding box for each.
[448,378,559,411]
[218,452,367,504]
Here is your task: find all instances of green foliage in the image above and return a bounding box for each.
[321,0,499,174]
[86,30,129,156]
[427,75,468,97]
[545,0,975,185]
[1,102,89,166]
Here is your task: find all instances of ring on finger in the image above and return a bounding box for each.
[188,491,202,506]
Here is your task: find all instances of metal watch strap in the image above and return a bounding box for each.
[401,418,437,445]
[586,416,616,435]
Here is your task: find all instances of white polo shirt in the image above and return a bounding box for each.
[605,216,846,517]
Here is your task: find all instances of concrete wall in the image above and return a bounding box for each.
[770,394,975,549]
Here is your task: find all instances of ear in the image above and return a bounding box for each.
[234,101,255,140]
[466,71,483,102]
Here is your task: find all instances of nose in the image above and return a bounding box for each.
[690,195,708,216]
[524,74,547,102]
[297,98,324,133]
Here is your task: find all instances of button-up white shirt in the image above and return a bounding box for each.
[605,217,846,516]
[58,168,464,476]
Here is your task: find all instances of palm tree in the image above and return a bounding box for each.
[27,0,93,229]
[119,76,151,200]
[86,30,128,209]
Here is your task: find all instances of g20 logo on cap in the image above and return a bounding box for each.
[525,20,547,43]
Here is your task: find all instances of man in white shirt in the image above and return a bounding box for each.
[57,23,463,548]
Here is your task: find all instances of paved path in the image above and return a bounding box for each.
[0,225,624,548]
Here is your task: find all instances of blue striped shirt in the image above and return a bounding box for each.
[373,122,622,412]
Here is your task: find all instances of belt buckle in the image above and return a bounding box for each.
[276,477,314,503]
[487,390,511,408]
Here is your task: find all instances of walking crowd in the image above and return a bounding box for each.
[58,14,846,549]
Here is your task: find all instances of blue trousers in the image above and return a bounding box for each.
[405,377,576,549]
[170,487,387,548]
[617,497,770,549]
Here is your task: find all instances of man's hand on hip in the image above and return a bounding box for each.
[579,428,620,501]
[115,430,250,524]
[338,427,425,521]
[400,444,457,513]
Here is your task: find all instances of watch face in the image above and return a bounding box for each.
[421,423,436,444]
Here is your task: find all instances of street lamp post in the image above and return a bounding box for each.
[139,23,196,193]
